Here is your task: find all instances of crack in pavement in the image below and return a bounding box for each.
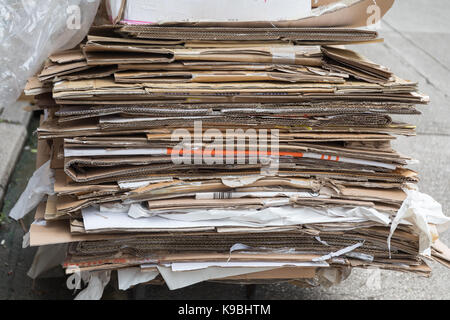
[380,42,445,97]
[415,132,450,137]
[380,21,450,98]
[384,20,450,75]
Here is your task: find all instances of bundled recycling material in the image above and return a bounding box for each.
[9,0,450,299]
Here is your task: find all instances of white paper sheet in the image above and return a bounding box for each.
[388,189,450,256]
[171,261,329,272]
[156,206,389,225]
[82,206,376,232]
[107,0,311,24]
[156,266,275,290]
[64,147,167,157]
[118,178,174,190]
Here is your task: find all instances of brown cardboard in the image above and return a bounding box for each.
[84,45,324,66]
[322,46,394,83]
[219,267,316,280]
[38,61,91,82]
[312,0,341,8]
[30,203,119,246]
[119,26,379,42]
[113,70,343,84]
[24,77,52,96]
[49,50,85,64]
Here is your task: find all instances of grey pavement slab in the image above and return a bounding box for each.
[0,101,32,126]
[0,123,27,196]
[355,40,450,135]
[354,0,450,136]
[0,101,32,204]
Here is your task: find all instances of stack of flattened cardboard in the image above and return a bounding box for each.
[24,0,450,292]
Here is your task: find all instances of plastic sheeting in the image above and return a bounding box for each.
[316,267,351,287]
[27,243,67,279]
[9,161,55,220]
[117,268,159,291]
[74,271,111,300]
[0,0,100,107]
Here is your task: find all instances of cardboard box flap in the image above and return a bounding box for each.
[49,49,85,64]
[111,0,394,28]
[107,0,313,24]
[114,70,344,84]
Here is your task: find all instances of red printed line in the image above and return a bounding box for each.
[166,148,304,158]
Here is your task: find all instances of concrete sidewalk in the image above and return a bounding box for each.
[0,102,32,203]
[0,0,449,300]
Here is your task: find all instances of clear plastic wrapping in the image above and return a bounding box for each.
[0,0,100,106]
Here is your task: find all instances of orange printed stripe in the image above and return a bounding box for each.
[166,148,304,159]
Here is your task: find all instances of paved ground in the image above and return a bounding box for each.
[0,101,31,204]
[0,0,449,300]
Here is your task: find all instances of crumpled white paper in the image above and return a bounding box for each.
[127,205,389,225]
[388,189,450,256]
[9,161,55,220]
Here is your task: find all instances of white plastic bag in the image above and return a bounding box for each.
[74,271,111,300]
[0,0,100,106]
[9,160,55,220]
